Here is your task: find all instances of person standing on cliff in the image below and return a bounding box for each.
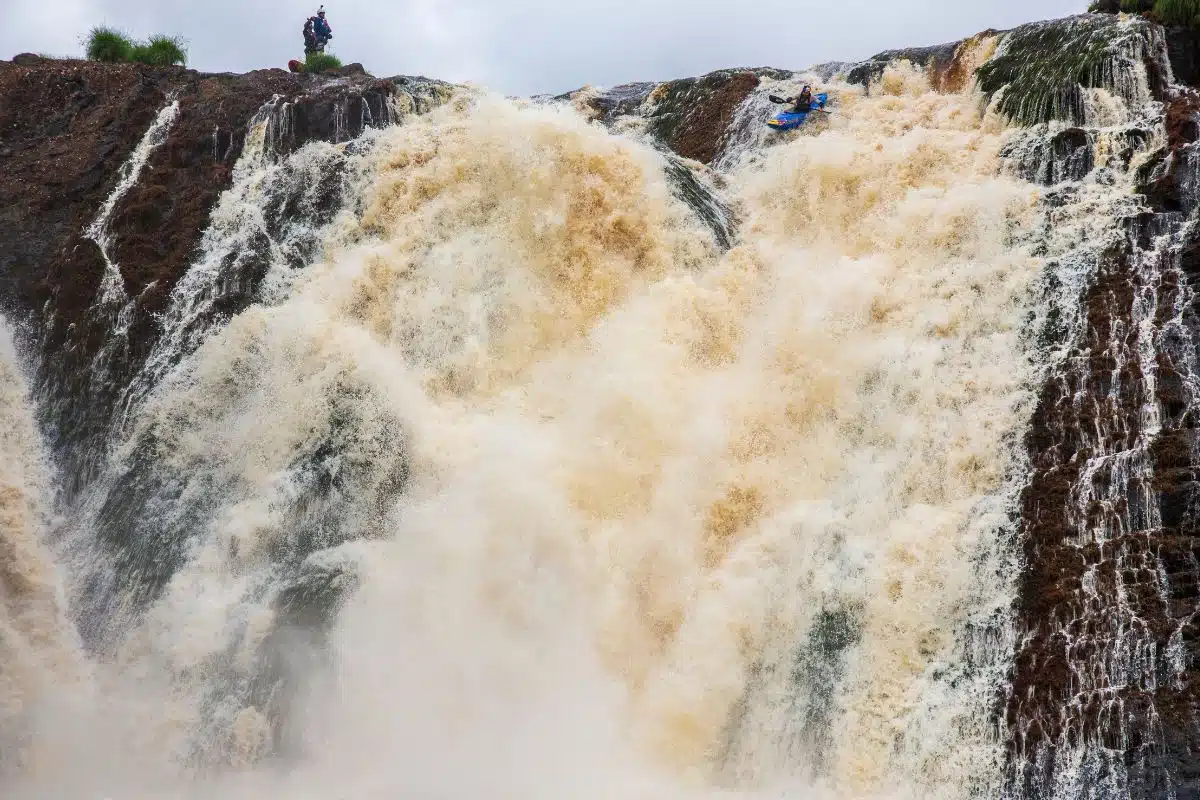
[303,7,333,54]
[312,7,333,50]
[302,17,318,55]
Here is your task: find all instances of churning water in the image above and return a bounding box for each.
[0,58,1148,799]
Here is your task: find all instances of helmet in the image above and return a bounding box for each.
[317,5,326,15]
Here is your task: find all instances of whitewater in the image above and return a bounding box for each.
[2,61,1075,799]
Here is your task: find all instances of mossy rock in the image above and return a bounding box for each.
[644,68,788,163]
[976,14,1165,125]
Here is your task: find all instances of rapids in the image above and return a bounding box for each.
[0,55,1142,799]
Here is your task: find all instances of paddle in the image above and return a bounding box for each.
[767,94,834,117]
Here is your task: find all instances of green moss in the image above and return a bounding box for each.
[85,27,134,63]
[976,17,1144,125]
[303,52,343,73]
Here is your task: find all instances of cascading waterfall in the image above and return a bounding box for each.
[117,100,379,429]
[2,17,1193,799]
[988,14,1200,799]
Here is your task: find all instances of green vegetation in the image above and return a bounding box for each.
[1091,0,1200,26]
[976,17,1130,125]
[85,27,134,63]
[303,52,343,73]
[85,27,187,66]
[1155,0,1200,25]
[131,35,187,66]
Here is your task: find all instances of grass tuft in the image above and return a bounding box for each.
[303,52,343,73]
[86,27,134,63]
[131,35,187,66]
[85,27,186,66]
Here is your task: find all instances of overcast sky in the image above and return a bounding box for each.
[8,0,1087,96]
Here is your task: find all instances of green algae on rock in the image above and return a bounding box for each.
[977,14,1168,125]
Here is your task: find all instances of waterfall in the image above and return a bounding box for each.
[34,97,186,503]
[2,66,1045,798]
[4,14,1199,800]
[0,316,85,777]
[117,100,382,429]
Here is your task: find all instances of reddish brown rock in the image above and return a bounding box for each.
[0,58,435,493]
[644,70,761,164]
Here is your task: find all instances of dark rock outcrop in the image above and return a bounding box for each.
[1167,27,1200,87]
[565,67,790,165]
[642,69,764,164]
[0,57,450,494]
[845,40,961,89]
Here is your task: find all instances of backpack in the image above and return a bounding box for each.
[303,19,314,36]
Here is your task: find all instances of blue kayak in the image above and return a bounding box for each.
[767,93,829,130]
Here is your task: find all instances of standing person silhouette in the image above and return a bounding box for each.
[311,7,333,52]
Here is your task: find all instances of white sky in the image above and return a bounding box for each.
[7,0,1089,96]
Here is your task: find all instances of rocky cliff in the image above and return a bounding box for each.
[0,56,451,496]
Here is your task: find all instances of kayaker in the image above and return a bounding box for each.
[792,86,814,113]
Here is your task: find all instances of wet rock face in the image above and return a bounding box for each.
[564,69,786,166]
[845,40,961,89]
[1001,58,1200,800]
[1006,205,1200,799]
[0,60,165,335]
[0,61,415,324]
[0,58,443,495]
[563,82,657,123]
[1166,27,1200,88]
[1079,10,1200,91]
[264,77,395,156]
[1003,127,1095,186]
[1006,228,1166,795]
[643,70,765,164]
